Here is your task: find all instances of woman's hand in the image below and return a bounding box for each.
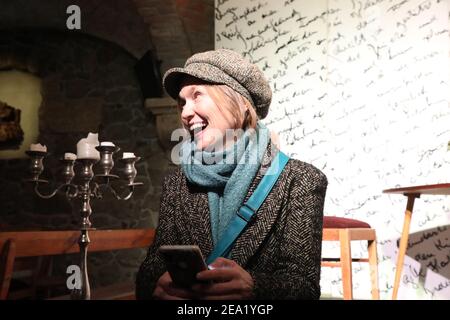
[152,271,198,300]
[192,257,254,300]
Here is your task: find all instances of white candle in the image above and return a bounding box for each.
[76,132,100,160]
[30,143,47,152]
[64,152,77,160]
[122,152,135,159]
[100,141,115,147]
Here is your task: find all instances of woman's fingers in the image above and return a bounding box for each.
[154,259,254,300]
[153,286,188,300]
[165,283,199,299]
[192,281,238,295]
[196,267,236,282]
[194,258,254,300]
[154,271,197,300]
[208,257,236,269]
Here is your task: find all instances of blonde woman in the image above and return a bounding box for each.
[136,49,327,300]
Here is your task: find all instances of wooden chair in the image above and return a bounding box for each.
[0,229,155,300]
[322,216,379,300]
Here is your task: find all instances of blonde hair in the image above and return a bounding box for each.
[205,85,258,130]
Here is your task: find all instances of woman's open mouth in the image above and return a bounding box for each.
[189,122,208,138]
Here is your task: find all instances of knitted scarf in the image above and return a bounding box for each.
[180,122,270,245]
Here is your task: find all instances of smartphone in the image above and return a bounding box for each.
[158,245,208,288]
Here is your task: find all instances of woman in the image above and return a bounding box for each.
[136,49,327,300]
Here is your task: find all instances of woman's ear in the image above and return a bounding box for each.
[239,107,249,129]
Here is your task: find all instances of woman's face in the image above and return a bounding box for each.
[178,78,237,151]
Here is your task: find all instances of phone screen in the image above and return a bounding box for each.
[158,245,208,287]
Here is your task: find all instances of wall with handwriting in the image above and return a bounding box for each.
[216,0,450,299]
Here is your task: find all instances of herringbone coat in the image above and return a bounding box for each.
[136,146,327,299]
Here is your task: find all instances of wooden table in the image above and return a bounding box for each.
[382,183,450,300]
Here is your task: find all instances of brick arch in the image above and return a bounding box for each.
[0,48,40,76]
[0,28,139,77]
[0,0,153,59]
[0,0,214,87]
[133,0,214,73]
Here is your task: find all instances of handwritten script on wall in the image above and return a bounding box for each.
[216,0,450,299]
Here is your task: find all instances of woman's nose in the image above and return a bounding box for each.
[181,102,195,122]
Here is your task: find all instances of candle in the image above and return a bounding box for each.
[30,143,47,152]
[122,152,135,159]
[100,141,115,147]
[64,152,77,160]
[76,132,100,160]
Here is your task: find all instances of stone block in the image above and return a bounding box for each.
[41,97,103,133]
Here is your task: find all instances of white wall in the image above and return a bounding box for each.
[216,0,450,299]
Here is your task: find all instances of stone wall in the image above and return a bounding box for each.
[0,0,215,294]
[0,29,170,290]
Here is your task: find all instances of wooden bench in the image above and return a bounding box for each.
[0,229,155,300]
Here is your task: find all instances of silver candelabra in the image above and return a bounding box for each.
[25,143,142,300]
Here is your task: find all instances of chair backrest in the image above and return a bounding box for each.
[0,229,155,300]
[321,217,379,300]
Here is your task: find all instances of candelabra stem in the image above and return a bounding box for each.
[74,159,96,300]
[79,230,91,300]
[71,229,91,300]
[80,187,92,229]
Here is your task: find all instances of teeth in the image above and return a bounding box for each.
[190,123,206,131]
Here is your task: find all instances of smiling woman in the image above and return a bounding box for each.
[136,49,328,300]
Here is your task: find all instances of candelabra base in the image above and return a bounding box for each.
[95,174,120,179]
[24,178,49,183]
[126,182,144,187]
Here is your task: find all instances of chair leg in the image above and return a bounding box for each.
[339,229,353,300]
[368,238,379,300]
[1,239,16,300]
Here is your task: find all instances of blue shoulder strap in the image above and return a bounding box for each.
[206,151,289,265]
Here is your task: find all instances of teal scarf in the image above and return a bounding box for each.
[180,122,270,245]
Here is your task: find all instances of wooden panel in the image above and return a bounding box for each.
[348,229,376,241]
[323,228,376,241]
[0,229,155,258]
[48,281,135,300]
[322,229,340,240]
[0,229,155,300]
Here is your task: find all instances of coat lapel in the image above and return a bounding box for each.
[230,144,285,267]
[178,177,214,256]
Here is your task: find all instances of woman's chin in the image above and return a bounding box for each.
[195,135,222,151]
[195,139,213,151]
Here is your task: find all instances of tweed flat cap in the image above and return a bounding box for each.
[163,49,272,119]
